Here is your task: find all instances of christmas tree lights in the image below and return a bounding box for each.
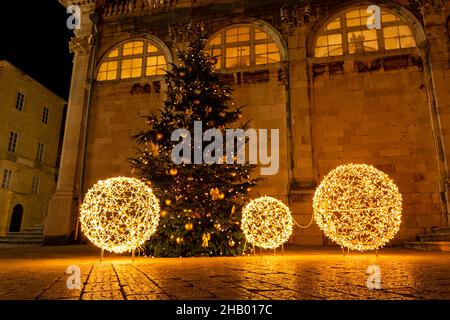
[130,25,257,257]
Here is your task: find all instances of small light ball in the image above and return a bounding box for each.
[313,164,402,252]
[80,177,160,253]
[241,196,293,249]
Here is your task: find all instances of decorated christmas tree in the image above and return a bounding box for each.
[130,26,258,257]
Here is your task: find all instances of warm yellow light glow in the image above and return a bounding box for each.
[97,40,168,81]
[80,177,160,253]
[241,196,293,249]
[313,164,402,252]
[206,25,281,70]
[315,7,416,57]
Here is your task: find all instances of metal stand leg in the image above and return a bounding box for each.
[282,244,284,257]
[132,249,135,262]
[341,247,346,257]
[101,248,104,262]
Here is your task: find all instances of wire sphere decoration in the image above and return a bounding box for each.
[80,177,160,254]
[313,164,402,252]
[241,196,294,249]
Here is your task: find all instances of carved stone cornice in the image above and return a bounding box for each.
[69,36,93,55]
[168,20,205,43]
[414,0,445,15]
[102,0,179,17]
[280,2,311,26]
[279,1,319,35]
[59,0,97,8]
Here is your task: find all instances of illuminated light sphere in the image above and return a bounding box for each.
[241,196,293,249]
[313,164,402,252]
[80,177,160,253]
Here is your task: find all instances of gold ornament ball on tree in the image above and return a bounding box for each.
[185,223,194,231]
[241,196,293,249]
[313,164,402,252]
[169,168,178,176]
[80,177,160,254]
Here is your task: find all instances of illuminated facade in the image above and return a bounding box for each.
[0,61,66,236]
[45,0,450,247]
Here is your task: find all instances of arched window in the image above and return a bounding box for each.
[314,7,417,58]
[97,39,169,81]
[207,24,282,70]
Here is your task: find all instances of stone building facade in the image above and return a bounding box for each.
[45,0,450,246]
[0,61,66,235]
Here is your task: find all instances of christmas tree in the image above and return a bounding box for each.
[130,26,258,257]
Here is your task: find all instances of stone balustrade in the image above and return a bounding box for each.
[101,0,223,17]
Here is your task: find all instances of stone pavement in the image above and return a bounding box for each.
[0,245,450,300]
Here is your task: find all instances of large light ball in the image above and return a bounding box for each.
[313,164,402,252]
[80,177,160,253]
[241,196,293,249]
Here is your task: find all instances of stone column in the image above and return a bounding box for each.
[44,1,96,244]
[280,5,322,245]
[420,0,450,227]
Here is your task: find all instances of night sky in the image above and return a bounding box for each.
[0,2,73,99]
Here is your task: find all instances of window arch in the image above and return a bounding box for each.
[97,39,170,81]
[314,7,417,58]
[206,24,283,71]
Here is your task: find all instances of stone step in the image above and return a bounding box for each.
[22,225,44,230]
[404,241,450,252]
[15,229,44,234]
[431,227,450,234]
[5,234,43,240]
[417,233,450,242]
[0,238,42,245]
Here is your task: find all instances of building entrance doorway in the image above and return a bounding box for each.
[9,204,23,232]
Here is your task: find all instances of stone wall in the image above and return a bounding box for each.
[48,0,450,246]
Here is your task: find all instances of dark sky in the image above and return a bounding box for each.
[0,2,73,99]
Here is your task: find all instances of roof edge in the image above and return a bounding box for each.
[0,60,68,105]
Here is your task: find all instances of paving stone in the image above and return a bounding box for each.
[1,246,450,300]
[82,291,125,300]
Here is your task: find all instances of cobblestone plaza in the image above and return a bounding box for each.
[1,245,449,300]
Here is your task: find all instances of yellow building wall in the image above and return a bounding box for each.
[0,61,66,235]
